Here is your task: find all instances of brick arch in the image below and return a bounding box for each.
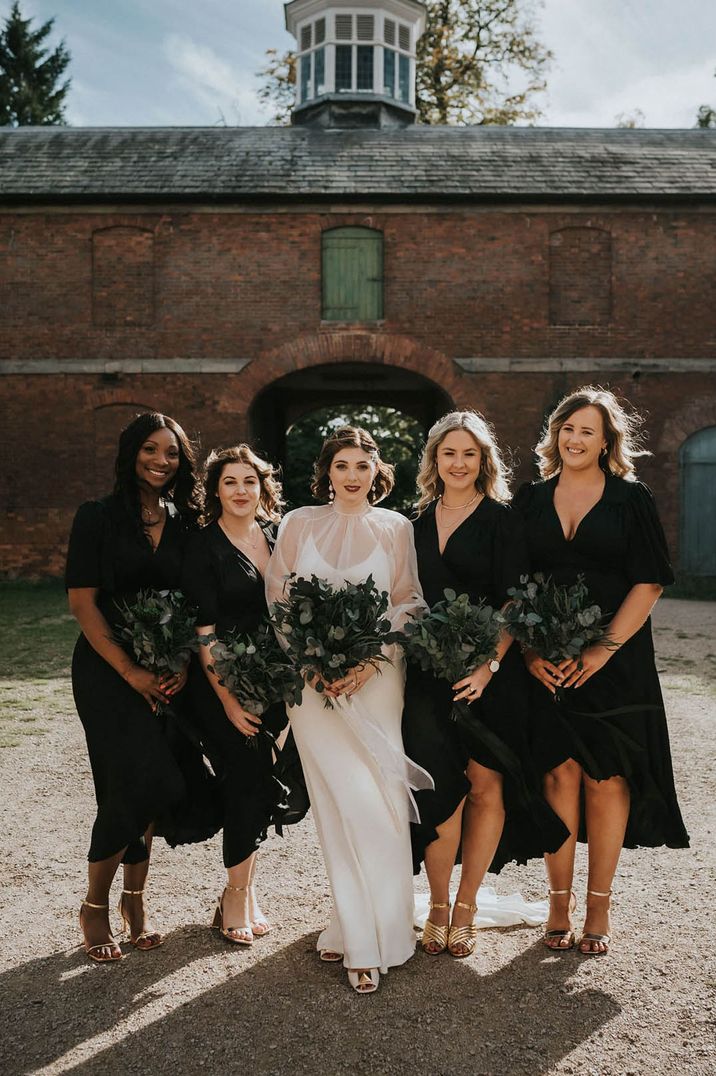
[248,330,467,405]
[658,396,716,454]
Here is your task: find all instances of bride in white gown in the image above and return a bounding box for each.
[266,426,432,994]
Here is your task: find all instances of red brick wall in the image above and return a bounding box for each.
[1,205,715,575]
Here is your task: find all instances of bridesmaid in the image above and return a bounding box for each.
[402,411,568,959]
[183,445,287,946]
[67,412,203,962]
[515,386,689,955]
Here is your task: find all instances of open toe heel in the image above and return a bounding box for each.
[448,901,478,958]
[211,883,253,947]
[578,888,612,956]
[347,968,379,994]
[421,900,450,956]
[543,888,576,952]
[117,888,163,950]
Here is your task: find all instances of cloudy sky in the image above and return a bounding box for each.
[9,0,716,128]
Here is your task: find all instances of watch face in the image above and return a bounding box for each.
[489,659,500,673]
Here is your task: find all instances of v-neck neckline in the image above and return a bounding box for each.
[550,474,607,544]
[432,496,486,557]
[217,519,271,578]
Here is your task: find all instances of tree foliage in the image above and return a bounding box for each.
[696,69,715,128]
[257,0,551,127]
[283,405,425,511]
[0,1,71,126]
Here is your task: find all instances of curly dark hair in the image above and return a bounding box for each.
[113,412,201,527]
[201,444,284,525]
[311,426,394,504]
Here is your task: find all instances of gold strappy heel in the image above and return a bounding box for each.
[579,889,612,956]
[211,883,253,946]
[544,888,576,951]
[448,900,478,958]
[421,900,451,955]
[79,899,123,963]
[118,888,163,950]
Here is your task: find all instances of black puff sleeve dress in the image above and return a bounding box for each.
[402,498,569,874]
[182,521,290,869]
[514,475,689,850]
[66,494,210,864]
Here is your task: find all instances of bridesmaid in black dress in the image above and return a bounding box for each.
[515,387,689,956]
[67,412,203,962]
[183,445,288,946]
[402,411,569,959]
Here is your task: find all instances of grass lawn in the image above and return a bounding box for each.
[0,581,77,748]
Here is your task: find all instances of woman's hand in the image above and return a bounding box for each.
[123,666,169,711]
[328,663,377,699]
[523,648,564,695]
[224,696,262,739]
[159,663,189,698]
[558,645,613,688]
[452,664,494,703]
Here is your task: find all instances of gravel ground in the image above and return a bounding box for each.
[0,598,714,1076]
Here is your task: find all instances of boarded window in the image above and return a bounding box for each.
[549,227,611,326]
[322,227,384,321]
[680,427,716,575]
[92,226,155,327]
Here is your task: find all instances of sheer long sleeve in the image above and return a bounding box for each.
[384,514,428,632]
[265,509,308,612]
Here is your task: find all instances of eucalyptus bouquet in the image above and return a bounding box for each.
[499,573,613,664]
[269,573,399,708]
[402,588,500,684]
[206,621,304,748]
[114,588,199,713]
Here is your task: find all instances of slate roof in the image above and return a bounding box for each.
[1,125,715,204]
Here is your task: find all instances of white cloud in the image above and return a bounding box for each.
[163,32,270,125]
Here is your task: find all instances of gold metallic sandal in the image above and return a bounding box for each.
[447,900,478,958]
[347,968,379,993]
[118,888,163,950]
[211,883,253,946]
[79,899,123,963]
[543,888,576,952]
[421,900,451,955]
[579,889,612,956]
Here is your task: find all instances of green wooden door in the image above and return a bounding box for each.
[680,427,716,574]
[322,227,383,321]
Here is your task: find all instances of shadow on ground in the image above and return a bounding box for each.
[0,926,620,1076]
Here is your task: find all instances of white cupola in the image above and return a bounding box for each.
[284,0,427,128]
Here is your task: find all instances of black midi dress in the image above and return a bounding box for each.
[182,521,290,869]
[402,498,570,874]
[66,494,218,864]
[514,475,689,850]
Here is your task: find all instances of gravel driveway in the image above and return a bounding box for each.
[0,598,714,1076]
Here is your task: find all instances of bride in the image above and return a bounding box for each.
[266,426,431,994]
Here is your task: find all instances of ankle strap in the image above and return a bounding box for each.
[454,900,477,913]
[81,899,108,910]
[121,889,145,896]
[224,883,248,893]
[548,888,573,896]
[429,901,450,909]
[587,888,612,897]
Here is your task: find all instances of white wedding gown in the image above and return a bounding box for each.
[266,503,432,973]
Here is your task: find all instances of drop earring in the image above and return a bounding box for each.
[328,481,335,502]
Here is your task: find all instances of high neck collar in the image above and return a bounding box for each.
[330,500,371,517]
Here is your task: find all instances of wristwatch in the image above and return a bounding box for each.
[488,658,501,674]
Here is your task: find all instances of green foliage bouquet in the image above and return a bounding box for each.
[206,621,304,747]
[402,588,500,684]
[269,573,399,708]
[114,588,199,713]
[499,573,613,663]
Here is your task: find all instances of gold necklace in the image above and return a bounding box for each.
[141,502,164,527]
[439,490,480,511]
[221,519,260,549]
[436,491,482,529]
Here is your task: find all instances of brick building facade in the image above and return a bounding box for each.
[1,121,715,575]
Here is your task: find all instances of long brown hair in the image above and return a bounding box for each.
[202,445,284,524]
[535,386,648,480]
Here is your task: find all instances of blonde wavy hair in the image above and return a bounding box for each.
[535,386,649,481]
[202,444,284,524]
[416,410,512,513]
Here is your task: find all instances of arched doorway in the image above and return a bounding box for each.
[249,361,453,505]
[680,427,716,575]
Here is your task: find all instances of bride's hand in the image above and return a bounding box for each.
[330,664,377,698]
